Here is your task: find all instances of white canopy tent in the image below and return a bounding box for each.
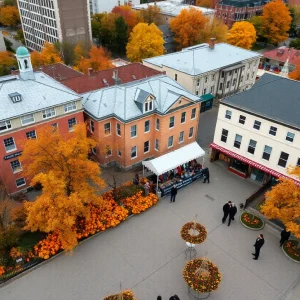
[142,142,206,192]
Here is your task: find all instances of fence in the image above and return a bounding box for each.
[244,180,272,209]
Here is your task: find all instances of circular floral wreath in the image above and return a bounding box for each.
[180,222,207,244]
[183,258,222,293]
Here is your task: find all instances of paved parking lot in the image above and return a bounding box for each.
[1,156,300,300]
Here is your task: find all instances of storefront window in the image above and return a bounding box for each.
[230,159,248,174]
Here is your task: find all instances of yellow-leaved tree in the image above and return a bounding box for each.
[198,18,228,44]
[261,166,300,238]
[21,124,105,251]
[227,21,257,50]
[126,23,164,62]
[170,7,208,49]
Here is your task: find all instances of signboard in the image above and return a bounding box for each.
[3,151,22,160]
[160,169,204,197]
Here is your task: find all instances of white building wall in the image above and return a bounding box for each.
[90,0,140,14]
[213,104,300,178]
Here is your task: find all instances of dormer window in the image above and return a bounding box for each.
[144,99,153,113]
[9,92,22,103]
[0,120,12,132]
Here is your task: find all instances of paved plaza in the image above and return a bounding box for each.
[1,157,300,300]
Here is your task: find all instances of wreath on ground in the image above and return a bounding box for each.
[180,222,207,244]
[183,258,222,293]
[103,289,136,300]
[283,240,300,263]
[240,212,264,229]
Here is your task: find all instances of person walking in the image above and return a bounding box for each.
[228,203,237,226]
[252,234,265,260]
[170,185,177,203]
[280,229,291,247]
[203,168,210,183]
[222,201,232,223]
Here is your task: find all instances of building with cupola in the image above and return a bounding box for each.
[0,46,84,194]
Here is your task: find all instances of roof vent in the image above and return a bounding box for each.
[9,92,22,103]
[103,78,109,86]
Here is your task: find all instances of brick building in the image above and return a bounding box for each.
[0,47,84,194]
[215,0,266,28]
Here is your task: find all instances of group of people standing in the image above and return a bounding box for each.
[222,201,237,226]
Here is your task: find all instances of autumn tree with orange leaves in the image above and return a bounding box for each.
[0,51,17,76]
[21,124,105,251]
[0,5,20,27]
[289,65,300,81]
[126,23,164,62]
[170,8,208,49]
[261,166,300,239]
[198,18,228,44]
[76,46,112,74]
[261,0,292,45]
[112,5,140,32]
[227,21,257,50]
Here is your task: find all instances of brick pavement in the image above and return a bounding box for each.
[1,156,300,300]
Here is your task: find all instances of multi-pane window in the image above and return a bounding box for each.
[10,160,22,173]
[286,132,295,142]
[68,118,76,131]
[64,102,76,112]
[104,122,111,135]
[221,129,228,143]
[181,112,186,123]
[197,79,200,86]
[179,131,184,143]
[131,146,137,158]
[116,123,121,136]
[269,126,277,136]
[42,108,55,119]
[239,115,246,125]
[26,130,36,139]
[144,101,153,112]
[105,145,112,157]
[225,110,232,119]
[278,152,289,168]
[16,178,26,187]
[169,116,175,128]
[21,114,34,125]
[51,123,58,131]
[155,139,159,151]
[144,141,149,153]
[253,120,261,130]
[262,145,272,161]
[191,108,196,119]
[189,127,194,138]
[247,139,257,154]
[175,74,177,81]
[168,136,174,148]
[0,120,12,132]
[3,137,16,152]
[156,118,160,130]
[131,125,137,138]
[90,120,94,133]
[144,120,150,132]
[234,134,242,149]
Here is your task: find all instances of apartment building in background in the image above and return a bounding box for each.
[81,75,202,168]
[143,40,261,102]
[89,0,140,14]
[211,73,300,185]
[17,0,92,51]
[0,47,84,194]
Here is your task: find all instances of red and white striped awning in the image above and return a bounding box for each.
[210,142,300,184]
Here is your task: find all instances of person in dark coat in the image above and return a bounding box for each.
[203,167,210,183]
[170,185,177,203]
[222,201,232,223]
[280,229,291,247]
[157,296,162,300]
[228,203,237,226]
[252,234,265,260]
[173,295,180,300]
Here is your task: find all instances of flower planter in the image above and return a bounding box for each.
[282,241,300,263]
[180,222,207,244]
[240,212,264,230]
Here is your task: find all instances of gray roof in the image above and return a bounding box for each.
[82,75,200,122]
[143,43,261,76]
[0,72,80,121]
[223,73,300,128]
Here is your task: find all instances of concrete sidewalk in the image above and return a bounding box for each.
[1,158,299,300]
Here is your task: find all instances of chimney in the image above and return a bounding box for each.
[209,38,216,50]
[88,68,93,76]
[112,69,121,85]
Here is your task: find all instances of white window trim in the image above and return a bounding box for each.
[68,118,77,132]
[16,177,26,188]
[117,149,122,157]
[144,141,150,154]
[4,137,17,153]
[286,131,295,143]
[181,112,186,124]
[131,125,137,139]
[144,120,150,133]
[10,160,23,174]
[116,123,121,137]
[64,101,77,113]
[169,117,175,129]
[277,152,289,169]
[20,114,35,126]
[0,120,12,132]
[131,146,137,159]
[104,122,111,136]
[156,119,160,131]
[191,108,196,120]
[90,120,94,133]
[42,108,56,119]
[178,132,184,144]
[155,139,159,151]
[26,130,37,139]
[168,136,174,148]
[188,128,194,139]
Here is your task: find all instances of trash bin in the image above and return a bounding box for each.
[156,190,162,199]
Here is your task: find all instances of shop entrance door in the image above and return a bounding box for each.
[250,168,265,183]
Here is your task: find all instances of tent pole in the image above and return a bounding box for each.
[156,174,159,194]
[143,164,144,177]
[202,156,205,168]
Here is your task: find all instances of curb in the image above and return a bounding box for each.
[282,243,300,264]
[0,200,160,288]
[240,213,264,231]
